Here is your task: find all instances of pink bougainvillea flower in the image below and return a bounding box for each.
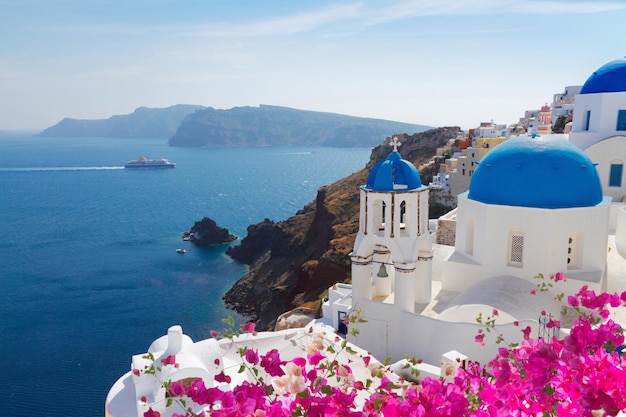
[568,295,580,307]
[214,370,232,384]
[210,330,218,338]
[245,348,259,365]
[362,355,371,366]
[546,318,560,329]
[169,381,185,397]
[160,355,176,366]
[240,322,256,334]
[143,408,160,417]
[260,349,285,377]
[307,350,324,367]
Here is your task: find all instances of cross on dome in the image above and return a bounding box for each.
[390,136,401,152]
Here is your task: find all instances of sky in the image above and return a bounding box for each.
[1,0,626,131]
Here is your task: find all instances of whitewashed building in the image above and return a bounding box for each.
[569,57,626,208]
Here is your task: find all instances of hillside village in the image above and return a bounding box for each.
[106,57,626,417]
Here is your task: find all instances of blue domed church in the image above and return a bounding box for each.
[332,133,613,365]
[442,135,611,297]
[569,57,626,204]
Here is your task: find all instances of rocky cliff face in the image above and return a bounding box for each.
[223,127,461,330]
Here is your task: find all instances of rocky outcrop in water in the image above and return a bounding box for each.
[223,127,462,330]
[183,217,237,246]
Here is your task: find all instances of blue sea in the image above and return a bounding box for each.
[0,132,371,417]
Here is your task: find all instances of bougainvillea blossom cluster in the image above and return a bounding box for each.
[139,281,626,417]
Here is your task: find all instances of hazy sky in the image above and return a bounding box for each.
[2,0,626,131]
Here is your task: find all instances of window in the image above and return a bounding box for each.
[399,200,406,230]
[508,231,524,267]
[585,110,591,131]
[373,200,386,233]
[338,311,348,334]
[567,233,582,270]
[609,163,623,187]
[617,109,626,131]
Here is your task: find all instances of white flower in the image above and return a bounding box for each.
[271,362,306,395]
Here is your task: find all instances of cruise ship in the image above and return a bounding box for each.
[124,156,176,169]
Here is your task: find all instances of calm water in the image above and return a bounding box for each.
[0,133,371,417]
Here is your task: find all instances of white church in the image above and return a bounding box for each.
[322,56,626,365]
[106,57,626,416]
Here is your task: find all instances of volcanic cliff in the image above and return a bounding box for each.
[223,127,461,330]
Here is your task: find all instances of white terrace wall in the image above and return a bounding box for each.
[348,298,537,365]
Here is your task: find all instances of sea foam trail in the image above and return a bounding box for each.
[0,166,125,172]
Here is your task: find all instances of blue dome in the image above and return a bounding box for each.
[580,57,626,94]
[365,151,422,191]
[468,135,603,209]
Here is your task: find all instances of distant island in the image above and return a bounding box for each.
[39,104,206,139]
[39,104,431,148]
[169,104,431,148]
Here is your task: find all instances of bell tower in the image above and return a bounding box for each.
[351,137,433,312]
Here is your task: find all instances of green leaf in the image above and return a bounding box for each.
[321,385,334,395]
[296,390,310,398]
